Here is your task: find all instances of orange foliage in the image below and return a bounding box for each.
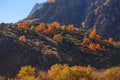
[48,0,55,3]
[108,38,113,44]
[89,28,97,39]
[67,24,74,32]
[51,21,60,29]
[48,25,55,34]
[89,43,96,51]
[36,23,46,32]
[17,22,29,31]
[42,29,50,34]
[95,34,101,41]
[83,37,89,44]
[53,34,62,43]
[19,35,26,42]
[96,44,101,50]
[38,71,48,80]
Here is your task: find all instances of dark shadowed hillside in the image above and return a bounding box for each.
[0,22,120,77]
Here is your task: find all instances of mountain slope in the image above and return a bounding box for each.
[28,3,43,17]
[0,23,120,77]
[82,0,120,40]
[25,0,96,26]
[24,0,120,40]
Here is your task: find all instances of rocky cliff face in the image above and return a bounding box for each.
[24,0,120,40]
[25,0,95,27]
[82,0,120,40]
[28,3,43,17]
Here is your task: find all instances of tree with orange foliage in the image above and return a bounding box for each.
[18,23,23,29]
[88,43,96,51]
[39,71,48,80]
[95,34,101,41]
[51,21,60,29]
[67,24,74,32]
[108,38,113,44]
[36,23,46,32]
[19,35,26,42]
[42,29,50,34]
[17,21,30,31]
[89,28,97,39]
[53,34,62,43]
[47,0,55,3]
[48,25,55,34]
[83,37,90,44]
[96,43,101,50]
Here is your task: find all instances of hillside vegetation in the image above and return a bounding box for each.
[1,64,120,80]
[0,21,120,78]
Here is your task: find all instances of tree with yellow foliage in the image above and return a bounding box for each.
[17,66,35,77]
[61,25,66,31]
[19,35,26,42]
[47,64,63,80]
[88,43,96,51]
[53,34,62,43]
[46,64,94,80]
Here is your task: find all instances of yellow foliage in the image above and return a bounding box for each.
[0,76,5,80]
[61,25,66,31]
[17,66,36,78]
[53,34,62,43]
[20,76,40,80]
[9,64,120,80]
[19,35,26,42]
[103,67,120,80]
[46,64,94,80]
